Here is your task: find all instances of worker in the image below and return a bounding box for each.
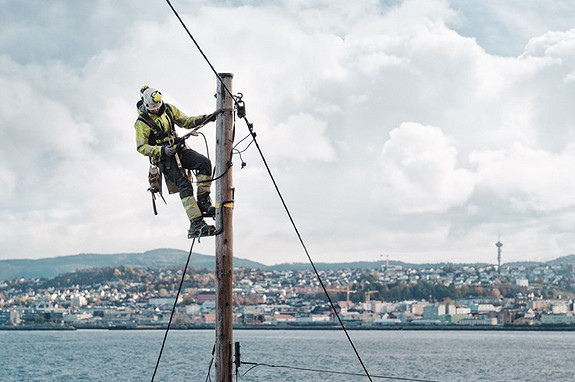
[134,85,219,236]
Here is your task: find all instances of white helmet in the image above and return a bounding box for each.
[141,86,163,112]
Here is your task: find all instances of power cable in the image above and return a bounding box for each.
[240,361,441,382]
[150,238,197,382]
[236,117,375,382]
[204,345,216,382]
[164,0,234,100]
[162,1,374,380]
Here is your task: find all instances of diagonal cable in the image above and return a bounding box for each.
[241,361,441,382]
[151,238,196,381]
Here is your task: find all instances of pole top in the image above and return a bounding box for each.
[219,73,234,78]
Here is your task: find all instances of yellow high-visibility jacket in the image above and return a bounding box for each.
[134,101,209,162]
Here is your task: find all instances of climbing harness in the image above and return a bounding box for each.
[138,105,221,214]
[137,102,176,147]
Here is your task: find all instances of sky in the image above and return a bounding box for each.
[1,0,575,266]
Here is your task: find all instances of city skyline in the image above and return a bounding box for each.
[2,257,574,329]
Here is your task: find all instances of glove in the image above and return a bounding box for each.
[208,112,217,122]
[162,146,176,157]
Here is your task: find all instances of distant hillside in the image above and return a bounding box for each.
[0,248,264,281]
[547,254,575,265]
[505,254,575,267]
[268,261,394,271]
[267,260,490,271]
[2,249,573,281]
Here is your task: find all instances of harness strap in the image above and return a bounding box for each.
[138,104,176,144]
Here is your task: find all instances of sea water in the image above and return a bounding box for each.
[1,329,573,382]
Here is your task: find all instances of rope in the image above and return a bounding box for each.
[162,1,371,381]
[240,361,441,382]
[150,238,196,382]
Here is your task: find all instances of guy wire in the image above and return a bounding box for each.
[240,361,441,382]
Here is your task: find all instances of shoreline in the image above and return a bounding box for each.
[2,324,575,331]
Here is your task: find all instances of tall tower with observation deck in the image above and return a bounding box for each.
[495,239,503,272]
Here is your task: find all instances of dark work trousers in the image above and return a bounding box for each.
[159,148,212,199]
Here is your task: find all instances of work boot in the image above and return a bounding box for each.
[197,193,215,217]
[188,216,215,237]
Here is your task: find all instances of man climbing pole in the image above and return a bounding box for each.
[134,85,219,237]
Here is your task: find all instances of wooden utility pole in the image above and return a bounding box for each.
[215,73,234,382]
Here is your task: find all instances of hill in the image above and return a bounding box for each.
[0,248,264,280]
[2,249,574,281]
[267,260,491,271]
[0,252,442,280]
[547,254,575,265]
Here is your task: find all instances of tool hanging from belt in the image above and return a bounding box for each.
[147,165,167,215]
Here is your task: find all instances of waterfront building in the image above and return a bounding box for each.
[296,314,331,323]
[410,301,430,316]
[63,312,93,324]
[372,313,402,325]
[457,317,497,326]
[0,310,10,325]
[530,300,550,311]
[449,314,472,324]
[423,304,445,320]
[470,303,498,314]
[540,314,575,325]
[272,313,296,324]
[455,306,471,315]
[550,301,569,314]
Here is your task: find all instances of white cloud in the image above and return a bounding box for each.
[377,122,474,213]
[0,167,16,206]
[264,114,336,162]
[471,142,575,212]
[522,28,575,84]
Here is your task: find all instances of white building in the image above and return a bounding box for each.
[551,302,569,314]
[457,317,497,326]
[456,306,471,315]
[470,304,498,314]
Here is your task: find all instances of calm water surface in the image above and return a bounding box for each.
[1,329,573,381]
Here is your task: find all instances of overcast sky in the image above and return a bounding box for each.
[2,0,575,266]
